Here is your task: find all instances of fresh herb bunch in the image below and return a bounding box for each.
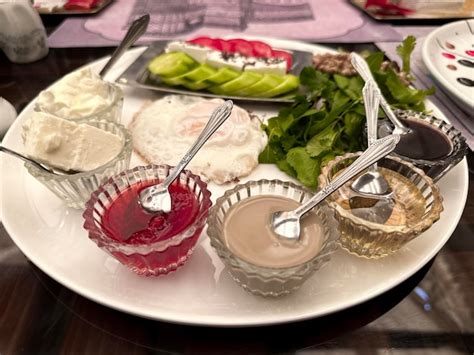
[258,36,435,189]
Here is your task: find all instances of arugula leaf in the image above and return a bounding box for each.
[286,147,320,189]
[396,35,416,74]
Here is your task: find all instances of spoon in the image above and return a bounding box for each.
[139,100,234,213]
[0,145,75,175]
[349,80,394,223]
[99,14,150,79]
[350,52,410,136]
[271,134,400,241]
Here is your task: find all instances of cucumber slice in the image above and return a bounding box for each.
[147,52,196,78]
[259,75,299,98]
[234,74,283,96]
[184,64,216,81]
[208,72,262,95]
[204,67,240,85]
[181,81,211,91]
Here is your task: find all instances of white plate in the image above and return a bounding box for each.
[1,38,469,327]
[422,19,474,114]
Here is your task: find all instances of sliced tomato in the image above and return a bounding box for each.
[187,36,215,49]
[249,40,273,58]
[227,39,254,57]
[271,49,293,71]
[212,38,232,53]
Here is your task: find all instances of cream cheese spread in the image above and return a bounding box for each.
[36,68,112,119]
[22,112,123,172]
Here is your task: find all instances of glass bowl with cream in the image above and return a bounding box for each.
[22,112,132,209]
[377,110,468,181]
[319,153,443,259]
[83,165,212,277]
[34,68,123,123]
[207,179,339,297]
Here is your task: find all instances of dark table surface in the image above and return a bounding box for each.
[0,16,473,355]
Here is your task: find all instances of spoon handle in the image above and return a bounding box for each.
[161,100,234,189]
[350,53,409,134]
[293,134,400,217]
[0,145,54,174]
[363,79,381,170]
[99,14,150,78]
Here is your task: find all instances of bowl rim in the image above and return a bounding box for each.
[34,81,123,121]
[83,164,213,254]
[25,120,132,181]
[207,178,339,277]
[319,152,444,235]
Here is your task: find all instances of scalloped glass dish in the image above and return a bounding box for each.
[207,179,338,297]
[25,120,132,209]
[319,153,443,259]
[83,165,212,277]
[378,109,468,181]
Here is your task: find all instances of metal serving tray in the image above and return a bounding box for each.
[117,40,314,103]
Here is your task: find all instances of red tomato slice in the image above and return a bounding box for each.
[227,39,254,57]
[212,38,232,53]
[249,40,273,58]
[187,36,215,49]
[271,49,293,71]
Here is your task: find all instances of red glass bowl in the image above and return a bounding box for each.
[83,165,212,276]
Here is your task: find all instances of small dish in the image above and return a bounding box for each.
[83,165,212,277]
[207,179,338,297]
[35,80,123,123]
[377,109,468,181]
[319,153,443,259]
[25,120,132,209]
[422,19,474,115]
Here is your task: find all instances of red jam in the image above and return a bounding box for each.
[102,181,199,244]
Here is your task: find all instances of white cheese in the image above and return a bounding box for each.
[22,112,123,172]
[164,41,287,75]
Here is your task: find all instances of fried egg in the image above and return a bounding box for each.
[130,95,267,184]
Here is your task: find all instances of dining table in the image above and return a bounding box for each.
[0,12,473,355]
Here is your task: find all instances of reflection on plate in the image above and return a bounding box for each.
[350,0,474,20]
[422,20,474,114]
[117,40,313,103]
[36,0,113,15]
[0,37,469,327]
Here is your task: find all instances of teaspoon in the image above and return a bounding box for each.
[139,100,234,213]
[0,145,75,175]
[270,134,400,241]
[350,52,410,136]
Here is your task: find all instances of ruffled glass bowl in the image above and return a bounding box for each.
[207,179,339,297]
[25,120,132,209]
[377,109,468,181]
[319,153,443,259]
[83,165,212,277]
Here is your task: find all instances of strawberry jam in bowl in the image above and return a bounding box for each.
[83,165,212,276]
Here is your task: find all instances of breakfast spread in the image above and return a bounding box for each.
[147,37,299,98]
[36,68,117,119]
[22,111,123,172]
[129,95,267,184]
[222,195,323,268]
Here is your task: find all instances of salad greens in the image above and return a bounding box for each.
[258,36,435,189]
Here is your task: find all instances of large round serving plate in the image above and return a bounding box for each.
[0,38,469,327]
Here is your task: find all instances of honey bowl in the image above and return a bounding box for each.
[207,179,338,297]
[319,153,443,259]
[83,165,212,277]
